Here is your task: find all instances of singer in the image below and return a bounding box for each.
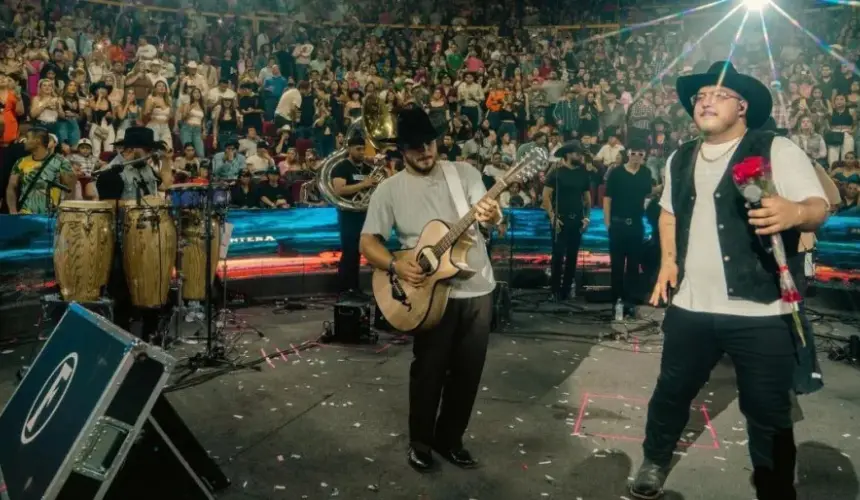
[92,126,173,342]
[5,127,75,215]
[629,62,829,500]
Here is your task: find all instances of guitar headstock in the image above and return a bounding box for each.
[504,146,549,184]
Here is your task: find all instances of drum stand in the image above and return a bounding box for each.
[184,168,237,370]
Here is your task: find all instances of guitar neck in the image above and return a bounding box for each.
[433,179,509,255]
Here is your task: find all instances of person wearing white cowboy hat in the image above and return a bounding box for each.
[630,61,831,500]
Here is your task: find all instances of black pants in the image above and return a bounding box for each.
[608,219,644,304]
[550,215,583,299]
[337,210,366,293]
[643,306,797,499]
[409,294,492,452]
[108,254,161,342]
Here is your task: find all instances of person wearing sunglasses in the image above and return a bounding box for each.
[603,138,655,320]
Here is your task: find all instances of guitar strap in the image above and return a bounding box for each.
[440,162,477,234]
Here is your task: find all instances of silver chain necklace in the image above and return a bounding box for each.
[698,136,743,163]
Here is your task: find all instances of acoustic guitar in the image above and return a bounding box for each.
[372,148,549,333]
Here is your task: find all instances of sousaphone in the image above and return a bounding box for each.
[315,95,397,211]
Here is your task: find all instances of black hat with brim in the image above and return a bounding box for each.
[396,106,442,149]
[676,60,772,130]
[554,141,583,158]
[113,127,162,149]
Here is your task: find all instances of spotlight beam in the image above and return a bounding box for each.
[743,0,771,12]
[632,3,745,102]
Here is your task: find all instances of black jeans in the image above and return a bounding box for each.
[644,306,797,499]
[337,210,366,293]
[550,215,583,299]
[608,218,644,304]
[409,294,492,452]
[108,253,161,342]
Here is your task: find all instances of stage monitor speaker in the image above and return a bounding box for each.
[0,303,229,500]
[333,297,374,344]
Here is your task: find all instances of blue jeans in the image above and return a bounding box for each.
[179,123,205,157]
[56,119,81,147]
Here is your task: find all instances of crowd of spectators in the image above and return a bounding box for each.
[0,0,858,215]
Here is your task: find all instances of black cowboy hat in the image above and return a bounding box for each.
[676,60,772,130]
[347,135,366,147]
[651,116,671,130]
[554,141,583,158]
[89,80,113,95]
[396,106,441,149]
[113,127,162,149]
[626,137,650,152]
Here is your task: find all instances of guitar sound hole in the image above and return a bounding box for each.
[417,254,433,274]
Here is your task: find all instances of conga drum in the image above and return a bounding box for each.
[120,196,177,308]
[53,200,115,302]
[178,210,222,301]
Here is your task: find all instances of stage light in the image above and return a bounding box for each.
[743,0,770,12]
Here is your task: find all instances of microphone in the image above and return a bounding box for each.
[46,179,71,193]
[742,184,764,210]
[740,183,772,252]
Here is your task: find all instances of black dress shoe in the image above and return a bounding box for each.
[434,447,479,469]
[629,460,668,499]
[407,447,435,472]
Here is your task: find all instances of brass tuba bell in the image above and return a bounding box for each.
[315,95,396,211]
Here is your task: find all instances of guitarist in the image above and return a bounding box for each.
[359,106,503,473]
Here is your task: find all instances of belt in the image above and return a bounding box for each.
[611,216,640,226]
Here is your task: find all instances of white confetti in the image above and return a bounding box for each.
[843,434,852,438]
[233,415,244,420]
[274,485,286,490]
[515,417,524,423]
[277,455,284,462]
[353,422,362,428]
[242,481,248,488]
[364,457,375,462]
[714,456,726,461]
[539,460,552,465]
[321,482,328,488]
[0,350,13,355]
[291,454,302,459]
[545,474,555,482]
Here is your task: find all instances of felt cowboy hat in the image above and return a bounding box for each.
[113,127,162,149]
[553,141,583,158]
[395,106,441,149]
[676,60,772,130]
[89,80,113,95]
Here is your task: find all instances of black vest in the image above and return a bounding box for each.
[670,131,804,304]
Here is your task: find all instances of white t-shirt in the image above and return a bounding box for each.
[275,88,302,120]
[660,136,827,317]
[362,161,496,299]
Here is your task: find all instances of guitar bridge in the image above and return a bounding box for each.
[389,272,411,311]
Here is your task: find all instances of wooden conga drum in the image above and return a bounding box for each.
[178,210,222,301]
[53,200,115,302]
[120,196,177,308]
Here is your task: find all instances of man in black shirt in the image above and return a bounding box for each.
[541,141,592,300]
[603,139,655,317]
[331,136,377,294]
[258,167,290,208]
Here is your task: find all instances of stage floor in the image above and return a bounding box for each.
[1,295,859,500]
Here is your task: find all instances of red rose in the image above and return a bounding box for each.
[732,156,770,185]
[782,289,802,303]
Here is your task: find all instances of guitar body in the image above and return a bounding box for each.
[372,219,475,333]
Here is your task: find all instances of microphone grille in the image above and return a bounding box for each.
[742,184,763,203]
